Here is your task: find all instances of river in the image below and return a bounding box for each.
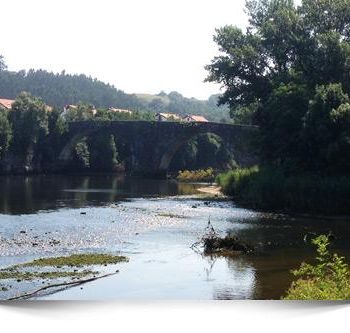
[0,174,349,300]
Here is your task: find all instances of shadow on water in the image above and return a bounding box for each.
[0,174,201,215]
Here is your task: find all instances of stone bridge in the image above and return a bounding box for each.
[59,121,259,176]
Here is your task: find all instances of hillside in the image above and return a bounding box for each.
[0,67,230,122]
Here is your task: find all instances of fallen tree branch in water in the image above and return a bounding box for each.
[202,234,253,255]
[191,219,253,255]
[6,271,118,300]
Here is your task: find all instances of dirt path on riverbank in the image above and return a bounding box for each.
[196,185,223,197]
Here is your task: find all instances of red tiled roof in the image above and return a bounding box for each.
[0,98,52,111]
[185,115,209,122]
[0,98,15,109]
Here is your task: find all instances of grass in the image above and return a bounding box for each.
[0,253,129,286]
[18,253,129,268]
[283,235,350,300]
[177,168,215,183]
[0,270,96,281]
[216,166,350,215]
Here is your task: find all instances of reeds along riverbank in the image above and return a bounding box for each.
[216,166,350,215]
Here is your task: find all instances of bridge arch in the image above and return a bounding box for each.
[159,131,234,172]
[58,125,134,170]
[58,121,259,177]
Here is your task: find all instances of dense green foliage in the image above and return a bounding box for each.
[169,133,237,171]
[217,167,350,214]
[206,0,350,173]
[0,55,6,71]
[9,92,49,154]
[209,0,350,216]
[284,235,350,300]
[0,109,11,158]
[72,137,91,170]
[0,63,229,122]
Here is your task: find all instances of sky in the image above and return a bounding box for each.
[1,0,248,100]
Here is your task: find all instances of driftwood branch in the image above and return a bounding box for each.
[191,218,253,255]
[190,218,219,250]
[7,271,118,300]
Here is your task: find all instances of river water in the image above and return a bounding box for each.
[0,174,350,300]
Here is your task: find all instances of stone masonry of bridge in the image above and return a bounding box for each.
[59,121,259,177]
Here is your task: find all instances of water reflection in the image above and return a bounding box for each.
[206,254,256,300]
[0,175,200,215]
[223,214,350,299]
[228,213,350,252]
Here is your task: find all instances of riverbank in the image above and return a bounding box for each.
[196,185,223,197]
[216,167,350,215]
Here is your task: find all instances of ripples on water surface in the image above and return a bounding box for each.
[0,175,350,300]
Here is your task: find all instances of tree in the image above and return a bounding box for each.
[0,109,12,158]
[206,0,350,172]
[148,98,166,113]
[9,92,49,166]
[0,55,7,71]
[303,83,350,172]
[300,0,350,38]
[261,82,309,166]
[72,137,90,170]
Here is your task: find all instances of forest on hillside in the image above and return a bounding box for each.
[0,61,230,122]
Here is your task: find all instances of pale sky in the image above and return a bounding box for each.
[1,0,248,100]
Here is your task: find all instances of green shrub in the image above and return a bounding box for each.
[216,167,350,215]
[216,166,259,196]
[284,235,350,300]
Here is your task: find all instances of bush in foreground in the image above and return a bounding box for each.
[216,167,350,215]
[284,235,350,300]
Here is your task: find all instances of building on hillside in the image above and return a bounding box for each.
[109,107,133,115]
[0,98,15,110]
[63,104,78,112]
[62,104,97,116]
[183,114,209,122]
[155,112,181,122]
[61,104,77,118]
[0,98,52,112]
